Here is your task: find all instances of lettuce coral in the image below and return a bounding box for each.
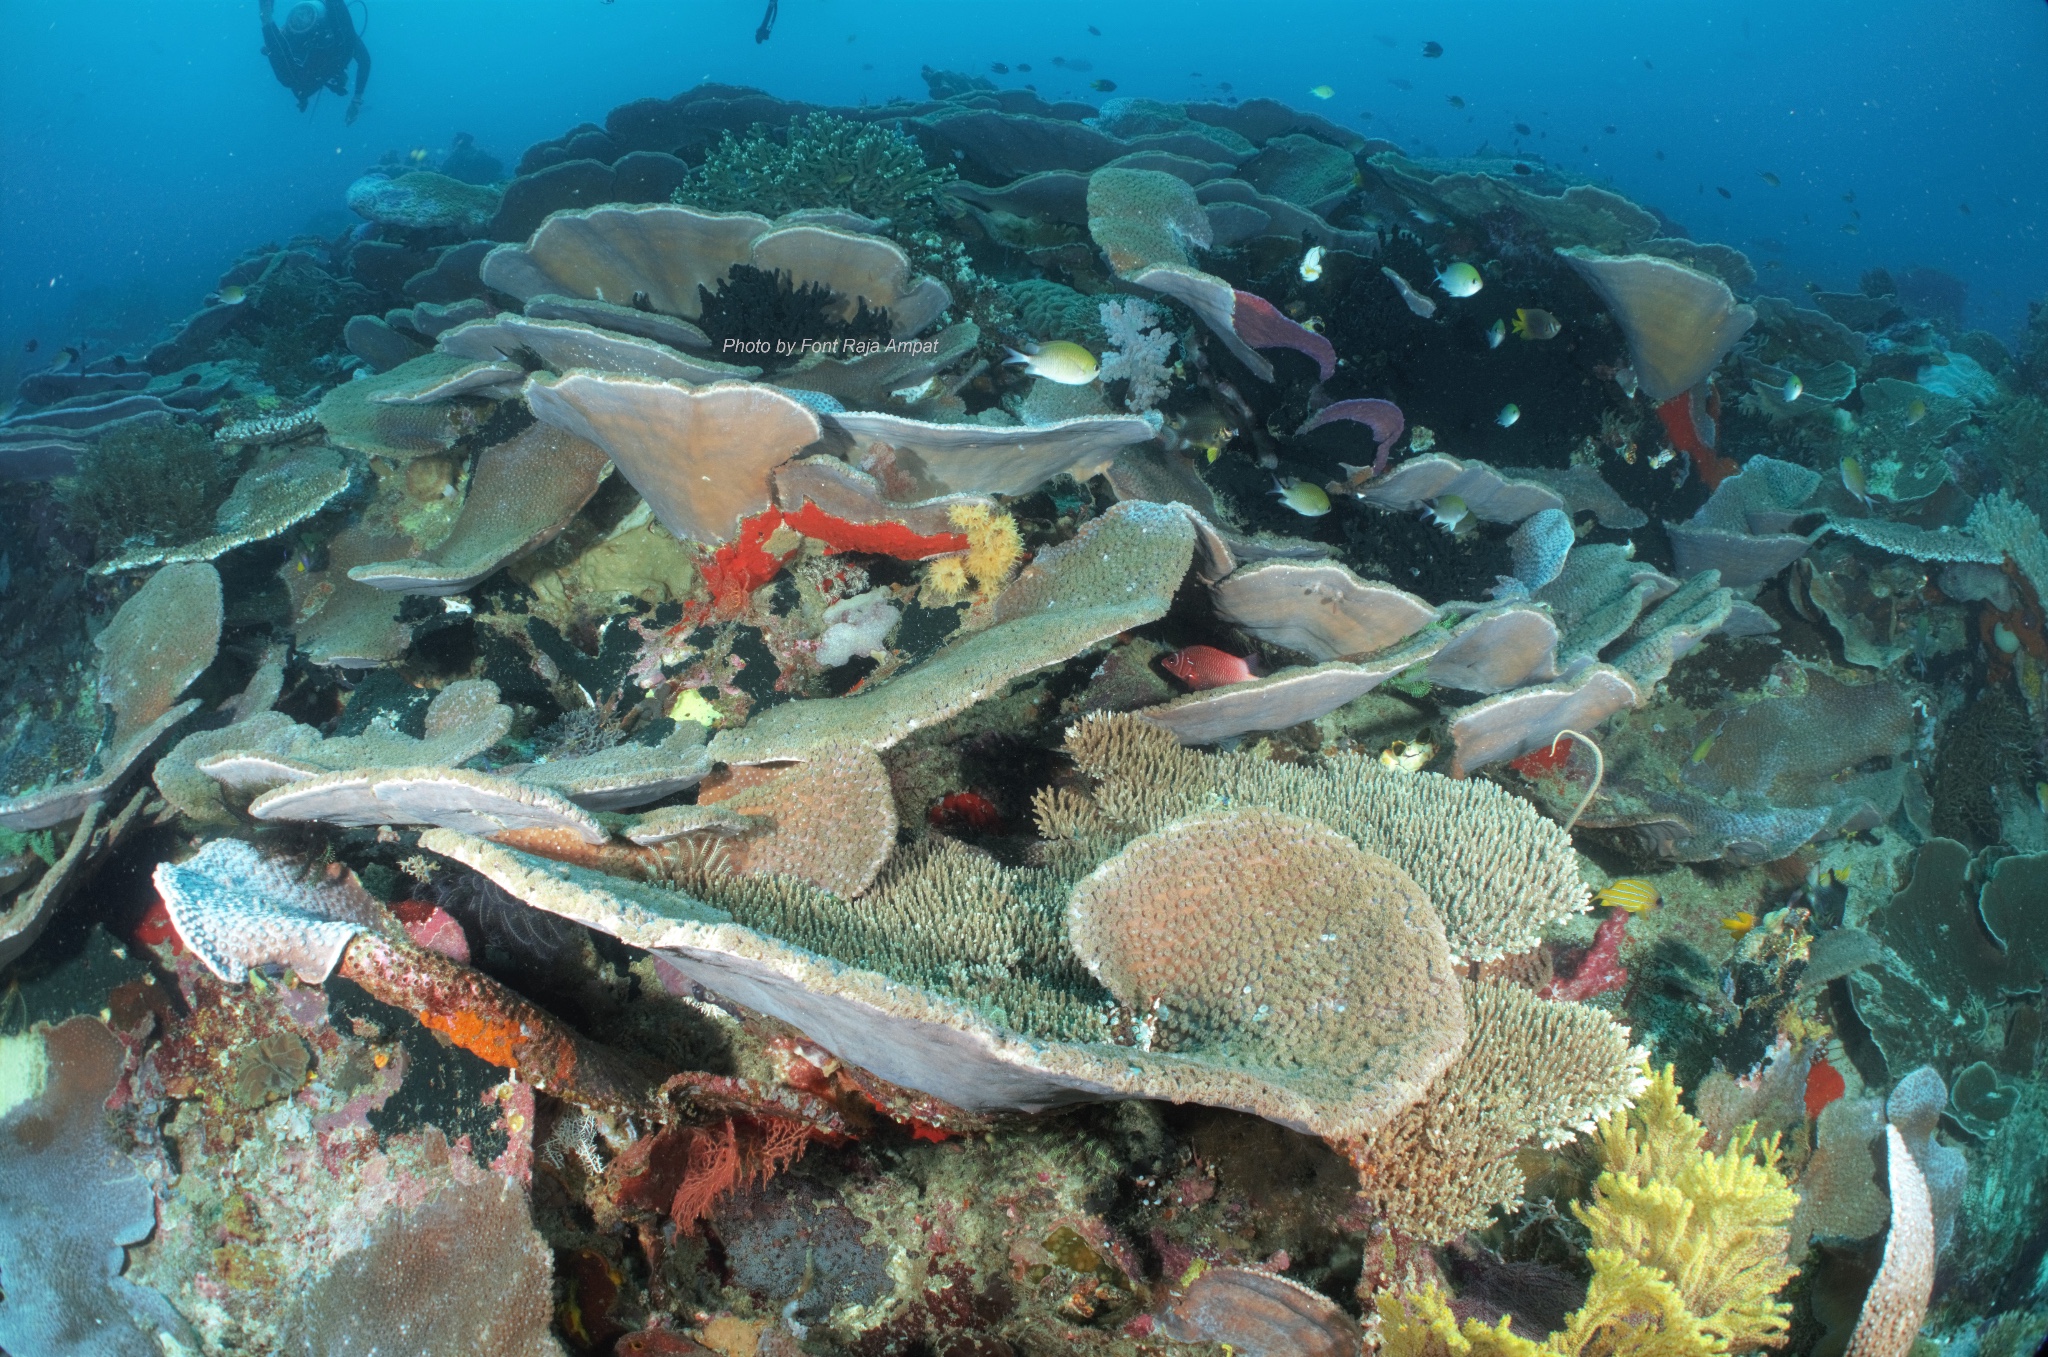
[1378,1066,1798,1357]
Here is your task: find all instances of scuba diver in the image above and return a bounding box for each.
[756,0,778,43]
[258,0,371,123]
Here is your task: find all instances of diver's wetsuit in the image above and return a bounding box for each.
[259,0,370,123]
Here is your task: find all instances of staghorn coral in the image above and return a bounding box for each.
[1378,1067,1797,1357]
[1343,980,1649,1241]
[677,112,955,229]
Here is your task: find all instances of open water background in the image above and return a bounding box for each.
[3,0,2046,390]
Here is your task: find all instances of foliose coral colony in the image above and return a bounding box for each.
[2,69,2045,1357]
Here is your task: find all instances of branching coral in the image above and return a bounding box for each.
[1378,1067,1798,1357]
[58,422,241,557]
[1036,714,1590,960]
[677,112,955,228]
[1344,980,1649,1241]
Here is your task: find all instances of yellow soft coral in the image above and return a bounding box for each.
[952,502,1023,596]
[1378,1067,1798,1357]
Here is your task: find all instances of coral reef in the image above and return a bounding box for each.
[9,69,2048,1355]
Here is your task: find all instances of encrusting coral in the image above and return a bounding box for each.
[1377,1066,1798,1357]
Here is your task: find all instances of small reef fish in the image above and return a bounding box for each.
[1759,171,1780,187]
[1435,261,1483,297]
[1090,79,1117,92]
[408,147,429,164]
[1388,77,1413,91]
[989,62,1009,73]
[1903,398,1927,427]
[1162,645,1258,690]
[1716,186,1732,199]
[48,346,80,372]
[1597,879,1660,914]
[1004,341,1097,385]
[929,791,1002,832]
[1496,403,1521,428]
[1514,122,1532,135]
[1486,319,1506,348]
[1720,910,1757,940]
[1840,456,1871,507]
[1447,95,1466,109]
[1309,84,1336,100]
[1781,374,1803,403]
[1511,308,1561,340]
[1382,267,1437,318]
[1299,245,1326,282]
[1421,40,1444,57]
[668,689,720,727]
[1379,740,1435,772]
[1270,476,1332,517]
[216,285,247,305]
[1648,447,1675,469]
[1614,364,1639,397]
[2037,781,2048,815]
[1422,494,1469,533]
[22,338,36,354]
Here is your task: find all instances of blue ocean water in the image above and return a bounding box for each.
[4,0,2046,384]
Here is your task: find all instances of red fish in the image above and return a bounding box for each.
[1805,1056,1846,1120]
[929,791,1002,831]
[1162,645,1259,690]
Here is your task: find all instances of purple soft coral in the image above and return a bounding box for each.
[1298,398,1406,476]
[1231,289,1337,382]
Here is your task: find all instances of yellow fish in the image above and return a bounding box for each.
[1004,341,1098,385]
[1270,476,1331,517]
[1511,308,1562,340]
[1721,911,1756,940]
[216,285,247,305]
[668,688,720,727]
[1840,456,1871,507]
[1903,399,1926,427]
[1308,84,1336,100]
[408,146,429,164]
[1378,739,1435,772]
[1299,245,1326,282]
[1596,879,1660,914]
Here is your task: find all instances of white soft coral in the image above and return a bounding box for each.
[1097,297,1177,413]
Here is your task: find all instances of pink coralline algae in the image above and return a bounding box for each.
[1232,289,1338,382]
[1300,397,1407,476]
[1541,910,1630,1002]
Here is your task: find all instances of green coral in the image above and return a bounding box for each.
[674,113,955,229]
[56,422,241,559]
[0,826,61,866]
[1378,1066,1798,1357]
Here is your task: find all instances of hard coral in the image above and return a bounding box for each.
[58,421,240,558]
[1377,1067,1797,1357]
[678,112,955,229]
